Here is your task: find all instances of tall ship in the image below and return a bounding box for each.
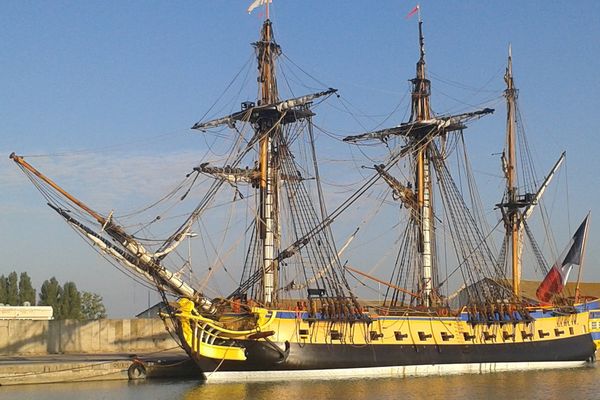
[11,7,596,381]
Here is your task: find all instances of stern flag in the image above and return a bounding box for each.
[536,215,590,302]
[248,0,272,14]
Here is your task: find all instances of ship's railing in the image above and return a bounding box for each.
[184,318,247,361]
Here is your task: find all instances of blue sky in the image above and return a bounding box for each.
[1,1,599,317]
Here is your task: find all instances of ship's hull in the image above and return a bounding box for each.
[197,360,590,382]
[175,307,597,381]
[584,299,600,348]
[192,336,593,381]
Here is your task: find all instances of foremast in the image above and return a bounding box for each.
[191,16,341,311]
[197,19,284,307]
[255,19,281,306]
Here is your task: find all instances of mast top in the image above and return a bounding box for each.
[410,12,431,122]
[418,20,425,64]
[504,44,515,95]
[413,11,427,84]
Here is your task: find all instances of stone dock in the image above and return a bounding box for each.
[0,319,201,386]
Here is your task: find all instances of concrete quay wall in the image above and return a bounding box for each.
[0,319,179,355]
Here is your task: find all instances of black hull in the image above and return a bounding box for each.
[191,334,595,374]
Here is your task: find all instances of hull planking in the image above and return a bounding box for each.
[175,306,597,381]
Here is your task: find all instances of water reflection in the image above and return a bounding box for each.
[183,365,598,400]
[1,379,197,400]
[2,365,597,400]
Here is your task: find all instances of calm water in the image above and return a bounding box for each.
[2,365,598,400]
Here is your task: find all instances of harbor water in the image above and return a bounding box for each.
[2,364,598,400]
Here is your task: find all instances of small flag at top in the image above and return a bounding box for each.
[406,4,420,19]
[248,0,272,14]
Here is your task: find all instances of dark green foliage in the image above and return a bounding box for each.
[0,275,6,304]
[39,277,63,318]
[5,272,105,319]
[6,272,18,306]
[18,272,36,306]
[81,291,107,320]
[60,281,82,320]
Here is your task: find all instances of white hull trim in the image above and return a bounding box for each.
[204,360,589,382]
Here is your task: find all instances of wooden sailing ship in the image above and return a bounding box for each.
[10,9,596,381]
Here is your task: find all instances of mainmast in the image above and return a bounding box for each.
[255,19,281,306]
[411,18,435,307]
[502,46,522,296]
[342,15,494,308]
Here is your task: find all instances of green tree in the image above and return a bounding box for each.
[6,272,18,306]
[0,275,6,304]
[39,277,63,318]
[18,272,36,306]
[60,281,81,319]
[81,291,107,320]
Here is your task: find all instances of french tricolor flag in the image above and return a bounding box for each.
[536,214,590,303]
